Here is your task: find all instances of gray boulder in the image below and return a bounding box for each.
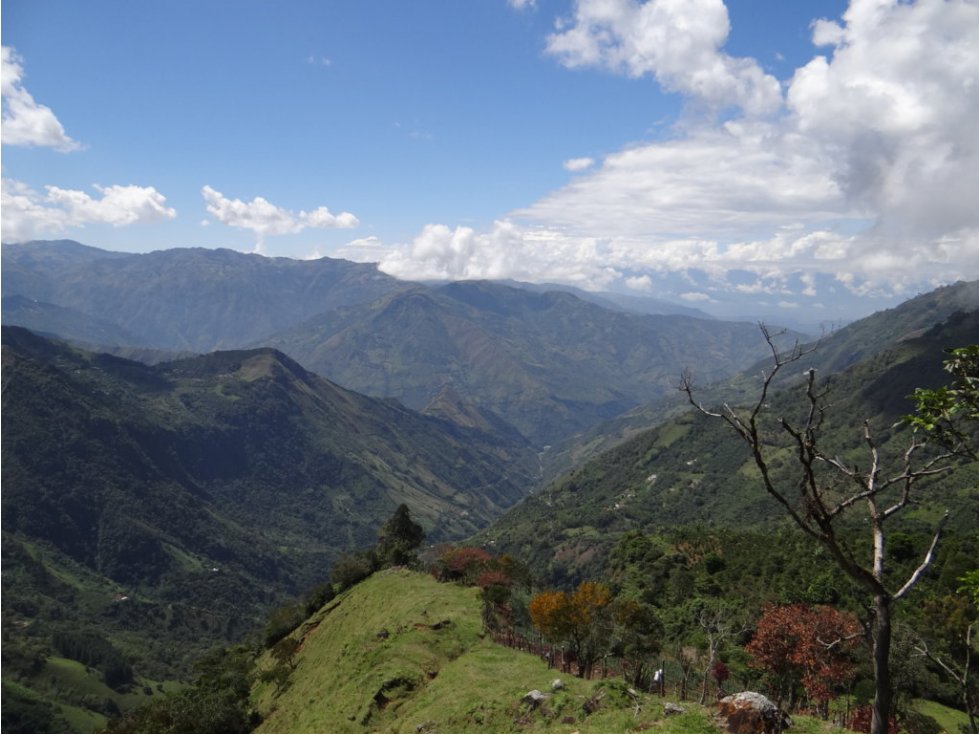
[717,692,792,734]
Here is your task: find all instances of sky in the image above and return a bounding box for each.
[2,0,978,323]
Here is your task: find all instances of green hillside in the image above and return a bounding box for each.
[543,280,979,478]
[264,281,802,445]
[478,308,979,586]
[109,562,976,734]
[251,569,754,734]
[1,327,538,727]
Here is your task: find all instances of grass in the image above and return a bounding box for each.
[250,570,965,734]
[251,568,738,734]
[913,699,971,734]
[248,567,857,734]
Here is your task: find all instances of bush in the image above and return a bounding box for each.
[331,552,375,591]
[302,583,335,616]
[263,602,305,648]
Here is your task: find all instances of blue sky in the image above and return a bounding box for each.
[3,0,977,322]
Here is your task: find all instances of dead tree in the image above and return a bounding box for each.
[681,325,956,734]
[913,623,978,734]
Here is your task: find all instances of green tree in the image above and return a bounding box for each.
[912,573,979,734]
[906,344,979,458]
[375,504,425,568]
[610,598,662,689]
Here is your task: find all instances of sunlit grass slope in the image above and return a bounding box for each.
[251,568,743,734]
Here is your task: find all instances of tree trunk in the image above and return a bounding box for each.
[871,593,893,734]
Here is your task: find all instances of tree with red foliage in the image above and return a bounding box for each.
[433,546,493,583]
[746,603,860,716]
[712,660,731,695]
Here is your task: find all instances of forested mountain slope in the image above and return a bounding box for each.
[479,308,979,586]
[1,327,537,703]
[1,241,413,351]
[263,280,803,445]
[543,280,979,479]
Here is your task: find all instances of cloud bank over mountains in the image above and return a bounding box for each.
[356,0,979,303]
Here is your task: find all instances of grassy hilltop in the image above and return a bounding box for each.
[252,568,726,734]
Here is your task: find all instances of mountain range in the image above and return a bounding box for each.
[2,240,805,447]
[2,239,977,734]
[1,326,536,688]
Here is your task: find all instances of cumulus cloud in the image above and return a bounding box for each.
[500,0,978,298]
[546,0,782,117]
[201,186,358,250]
[563,156,595,172]
[1,178,175,241]
[508,0,537,9]
[341,219,620,289]
[624,274,652,291]
[786,0,979,244]
[1,46,80,151]
[680,292,714,302]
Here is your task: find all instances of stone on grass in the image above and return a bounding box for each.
[717,692,792,734]
[522,689,547,707]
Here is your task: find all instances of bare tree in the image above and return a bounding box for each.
[913,622,977,734]
[681,325,957,734]
[696,604,748,705]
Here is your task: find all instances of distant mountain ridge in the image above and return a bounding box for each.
[262,279,803,445]
[2,240,415,351]
[3,240,804,447]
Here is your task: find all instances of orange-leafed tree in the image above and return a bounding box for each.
[529,581,613,678]
[746,603,860,716]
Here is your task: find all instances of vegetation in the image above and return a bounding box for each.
[3,242,977,733]
[682,328,977,734]
[0,328,533,732]
[746,604,860,712]
[906,344,979,459]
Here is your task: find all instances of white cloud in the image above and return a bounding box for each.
[680,292,713,302]
[201,186,359,249]
[342,219,620,289]
[624,275,652,291]
[1,46,80,151]
[494,0,979,298]
[546,0,782,117]
[563,156,595,172]
[1,178,175,241]
[46,184,176,226]
[787,0,979,244]
[508,0,537,9]
[519,122,848,239]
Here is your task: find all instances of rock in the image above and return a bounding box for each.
[717,692,792,734]
[551,678,565,691]
[522,689,547,707]
[665,702,686,716]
